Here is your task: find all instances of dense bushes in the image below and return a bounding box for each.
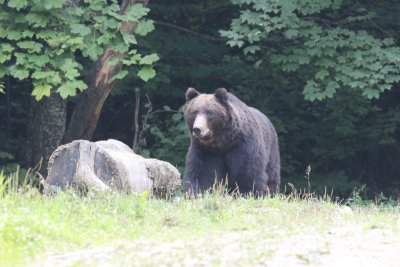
[1,0,399,197]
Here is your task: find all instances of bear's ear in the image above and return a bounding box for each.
[186,87,200,102]
[215,88,228,103]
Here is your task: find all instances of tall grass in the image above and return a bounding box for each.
[0,171,399,266]
[0,166,40,196]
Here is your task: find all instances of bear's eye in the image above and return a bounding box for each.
[189,111,198,119]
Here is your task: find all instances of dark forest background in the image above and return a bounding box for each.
[1,0,400,198]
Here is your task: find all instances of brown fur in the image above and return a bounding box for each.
[183,88,281,196]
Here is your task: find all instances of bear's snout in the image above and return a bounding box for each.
[192,114,211,139]
[193,127,202,137]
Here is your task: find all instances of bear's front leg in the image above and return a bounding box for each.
[225,141,269,196]
[183,142,226,196]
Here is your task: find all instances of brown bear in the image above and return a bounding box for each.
[183,87,280,196]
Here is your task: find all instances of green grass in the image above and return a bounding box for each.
[0,172,399,266]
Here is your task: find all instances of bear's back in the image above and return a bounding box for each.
[249,107,276,149]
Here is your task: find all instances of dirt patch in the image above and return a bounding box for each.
[270,227,400,267]
[39,225,400,267]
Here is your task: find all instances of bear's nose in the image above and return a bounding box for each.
[192,127,201,136]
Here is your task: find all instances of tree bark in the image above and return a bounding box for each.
[132,87,140,152]
[63,0,149,143]
[26,91,67,174]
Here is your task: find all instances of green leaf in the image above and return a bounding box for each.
[122,54,141,66]
[0,52,12,64]
[57,80,87,99]
[109,70,129,83]
[39,0,65,9]
[1,44,14,53]
[125,4,149,21]
[75,80,87,92]
[7,30,22,40]
[109,37,129,53]
[32,71,61,84]
[243,45,260,55]
[83,42,104,61]
[61,59,81,80]
[14,52,27,65]
[96,34,111,45]
[10,65,29,80]
[26,12,49,27]
[137,65,156,82]
[7,0,28,10]
[315,69,329,80]
[135,20,155,36]
[32,84,51,100]
[107,11,125,21]
[0,67,7,78]
[303,80,320,101]
[17,41,43,53]
[22,30,35,38]
[139,54,159,65]
[362,88,380,99]
[325,81,339,98]
[28,54,50,67]
[122,33,137,45]
[57,84,74,98]
[88,2,103,11]
[284,29,299,39]
[71,24,91,37]
[104,18,119,29]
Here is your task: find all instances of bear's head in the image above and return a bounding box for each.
[184,87,231,147]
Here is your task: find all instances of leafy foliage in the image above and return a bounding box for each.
[0,0,157,100]
[93,0,400,197]
[1,0,400,198]
[140,108,190,174]
[221,0,400,100]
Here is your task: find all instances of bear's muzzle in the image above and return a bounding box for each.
[192,114,212,139]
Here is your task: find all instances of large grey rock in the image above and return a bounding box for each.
[45,139,181,197]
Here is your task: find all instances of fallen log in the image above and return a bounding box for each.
[45,139,181,198]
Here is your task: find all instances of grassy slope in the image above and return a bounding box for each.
[1,188,399,266]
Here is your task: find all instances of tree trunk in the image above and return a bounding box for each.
[63,0,149,143]
[26,91,67,174]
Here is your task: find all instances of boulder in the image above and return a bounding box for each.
[45,139,181,197]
